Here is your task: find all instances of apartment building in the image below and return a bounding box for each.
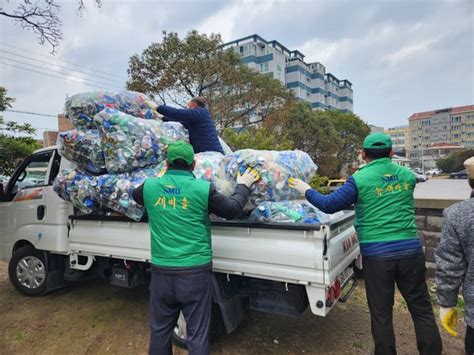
[221,34,353,112]
[408,105,474,167]
[385,125,410,156]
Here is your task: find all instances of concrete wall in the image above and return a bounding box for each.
[415,199,461,278]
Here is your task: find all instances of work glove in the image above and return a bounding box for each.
[288,177,311,196]
[236,168,260,188]
[439,307,458,336]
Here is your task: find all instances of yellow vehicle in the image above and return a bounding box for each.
[327,179,346,192]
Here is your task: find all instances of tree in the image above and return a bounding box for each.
[328,110,370,173]
[437,149,474,173]
[0,0,102,53]
[222,127,294,151]
[0,87,39,175]
[0,87,15,112]
[273,101,342,177]
[127,30,293,130]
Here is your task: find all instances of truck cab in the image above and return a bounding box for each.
[0,147,70,292]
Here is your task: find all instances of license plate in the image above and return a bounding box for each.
[339,267,354,287]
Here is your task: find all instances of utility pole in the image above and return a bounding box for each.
[421,146,424,173]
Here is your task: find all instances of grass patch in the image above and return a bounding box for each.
[12,330,24,341]
[353,340,363,349]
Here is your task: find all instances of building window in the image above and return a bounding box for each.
[260,62,269,72]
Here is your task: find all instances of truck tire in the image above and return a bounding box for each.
[172,302,224,349]
[8,245,49,296]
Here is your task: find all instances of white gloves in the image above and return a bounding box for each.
[288,177,311,196]
[236,168,260,188]
[439,307,458,336]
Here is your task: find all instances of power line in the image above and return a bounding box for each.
[0,41,128,80]
[0,49,126,85]
[1,61,114,90]
[1,56,125,90]
[5,109,57,118]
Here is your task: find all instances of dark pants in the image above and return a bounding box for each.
[363,254,442,355]
[467,326,474,355]
[149,263,212,355]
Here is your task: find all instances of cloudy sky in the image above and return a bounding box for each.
[1,0,473,137]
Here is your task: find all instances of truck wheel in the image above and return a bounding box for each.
[8,245,48,296]
[172,302,224,349]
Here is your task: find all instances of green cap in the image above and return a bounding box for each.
[167,141,195,165]
[363,132,393,149]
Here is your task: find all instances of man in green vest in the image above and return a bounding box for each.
[289,132,442,355]
[132,141,259,355]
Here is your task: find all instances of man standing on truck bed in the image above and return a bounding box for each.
[132,141,259,355]
[157,97,225,155]
[289,132,442,355]
[435,156,474,355]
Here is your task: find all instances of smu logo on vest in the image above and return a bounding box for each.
[163,185,181,195]
[382,174,399,183]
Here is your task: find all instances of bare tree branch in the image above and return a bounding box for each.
[1,0,102,53]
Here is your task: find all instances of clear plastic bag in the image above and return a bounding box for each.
[155,151,233,195]
[161,122,190,145]
[57,129,106,174]
[96,166,161,221]
[94,108,189,173]
[218,137,233,155]
[221,149,318,208]
[65,90,159,129]
[53,169,100,214]
[247,200,343,224]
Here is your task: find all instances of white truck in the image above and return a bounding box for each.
[0,146,360,346]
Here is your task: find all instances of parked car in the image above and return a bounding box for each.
[449,169,468,179]
[409,169,427,182]
[426,168,441,176]
[414,172,427,183]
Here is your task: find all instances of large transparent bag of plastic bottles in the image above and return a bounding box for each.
[65,90,159,129]
[96,167,161,221]
[57,129,106,174]
[53,169,101,214]
[247,201,344,224]
[221,149,318,208]
[155,151,233,194]
[94,108,189,173]
[161,122,190,145]
[218,137,233,155]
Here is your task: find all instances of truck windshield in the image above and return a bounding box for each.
[8,151,52,197]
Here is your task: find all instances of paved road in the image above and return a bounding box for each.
[415,178,471,201]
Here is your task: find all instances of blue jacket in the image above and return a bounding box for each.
[158,105,224,155]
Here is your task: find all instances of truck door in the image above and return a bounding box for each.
[0,150,54,260]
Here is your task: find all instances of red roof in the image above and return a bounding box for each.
[408,110,436,120]
[451,105,474,114]
[408,105,474,121]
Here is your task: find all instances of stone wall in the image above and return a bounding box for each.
[415,198,461,278]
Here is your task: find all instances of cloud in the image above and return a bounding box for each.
[196,1,279,41]
[0,0,472,135]
[383,38,440,67]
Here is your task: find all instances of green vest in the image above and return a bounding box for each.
[143,169,212,267]
[352,158,418,244]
